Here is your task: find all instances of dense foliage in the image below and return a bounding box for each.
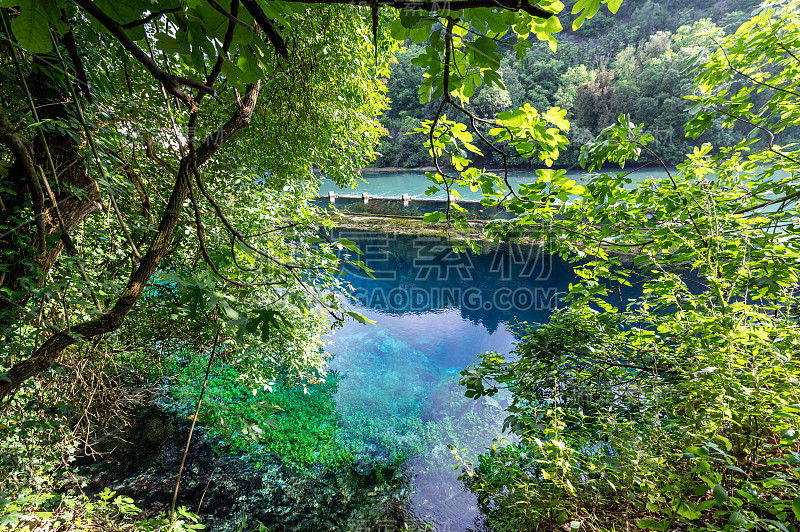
[374,0,800,169]
[0,0,396,528]
[2,0,800,530]
[455,2,800,530]
[0,0,585,529]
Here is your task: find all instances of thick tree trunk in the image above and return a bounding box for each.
[0,83,261,402]
[0,76,101,321]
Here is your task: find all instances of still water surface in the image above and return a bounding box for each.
[324,230,580,530]
[318,166,675,201]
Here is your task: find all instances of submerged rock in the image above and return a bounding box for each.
[74,406,411,531]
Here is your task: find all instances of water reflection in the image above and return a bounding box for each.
[325,230,577,530]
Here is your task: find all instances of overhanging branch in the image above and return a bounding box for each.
[278,0,554,18]
[0,83,262,402]
[73,0,215,112]
[240,0,290,59]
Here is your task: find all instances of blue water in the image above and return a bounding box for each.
[324,230,584,530]
[318,166,675,201]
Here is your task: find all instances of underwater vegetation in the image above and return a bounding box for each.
[330,329,509,462]
[164,331,510,475]
[164,353,348,467]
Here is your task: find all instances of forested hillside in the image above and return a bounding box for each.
[375,0,774,168]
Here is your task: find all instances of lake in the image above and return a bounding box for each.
[317,166,675,201]
[323,230,590,531]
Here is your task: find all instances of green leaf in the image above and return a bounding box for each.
[155,32,182,54]
[216,298,239,320]
[409,24,431,44]
[697,500,716,511]
[607,0,623,14]
[10,0,61,53]
[246,309,289,342]
[338,238,363,254]
[390,17,410,40]
[237,46,263,83]
[792,497,800,520]
[221,58,244,87]
[345,310,374,325]
[423,211,443,223]
[724,465,747,475]
[0,512,21,527]
[93,0,145,25]
[713,484,729,505]
[636,518,668,531]
[351,260,375,279]
[730,511,747,525]
[543,106,570,131]
[677,502,701,520]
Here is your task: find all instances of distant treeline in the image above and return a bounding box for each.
[374,0,792,168]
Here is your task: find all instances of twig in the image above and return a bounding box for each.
[713,37,800,99]
[197,451,224,513]
[170,322,222,525]
[49,29,143,260]
[121,7,183,29]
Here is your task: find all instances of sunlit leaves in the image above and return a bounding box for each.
[491,104,569,166]
[412,115,482,167]
[530,13,563,52]
[391,4,565,106]
[686,0,800,149]
[579,114,653,171]
[570,0,621,30]
[464,7,800,529]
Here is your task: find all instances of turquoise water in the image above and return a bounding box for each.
[318,166,675,201]
[317,166,761,529]
[324,230,585,530]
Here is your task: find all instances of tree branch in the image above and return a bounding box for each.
[144,135,179,178]
[73,0,214,112]
[61,26,92,103]
[714,38,800,99]
[0,83,262,402]
[203,0,239,97]
[120,7,182,29]
[240,0,289,59]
